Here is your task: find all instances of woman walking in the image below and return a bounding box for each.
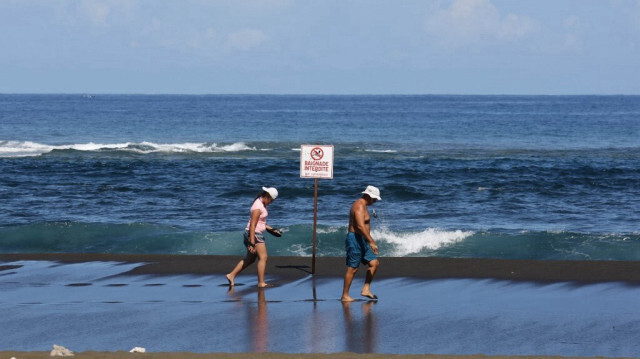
[226,186,281,287]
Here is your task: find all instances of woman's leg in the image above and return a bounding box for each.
[226,250,256,286]
[255,244,269,287]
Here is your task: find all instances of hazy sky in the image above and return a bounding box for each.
[1,0,639,94]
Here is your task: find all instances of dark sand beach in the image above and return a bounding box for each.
[4,253,640,283]
[2,254,640,358]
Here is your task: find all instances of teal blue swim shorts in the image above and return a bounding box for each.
[345,232,377,268]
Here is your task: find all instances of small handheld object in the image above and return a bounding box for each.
[266,227,282,237]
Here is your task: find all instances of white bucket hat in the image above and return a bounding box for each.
[262,186,278,200]
[362,185,381,200]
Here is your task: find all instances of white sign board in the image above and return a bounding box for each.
[300,145,334,179]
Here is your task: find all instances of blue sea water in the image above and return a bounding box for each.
[1,94,639,260]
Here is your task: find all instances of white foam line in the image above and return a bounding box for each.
[0,141,258,157]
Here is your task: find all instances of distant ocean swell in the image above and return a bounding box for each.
[0,140,409,159]
[1,221,638,261]
[3,139,639,159]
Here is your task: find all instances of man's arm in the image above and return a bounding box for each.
[353,202,379,254]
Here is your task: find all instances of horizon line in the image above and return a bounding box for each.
[1,92,639,97]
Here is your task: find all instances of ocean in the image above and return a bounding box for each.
[1,94,639,260]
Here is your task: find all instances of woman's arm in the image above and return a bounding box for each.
[248,209,261,252]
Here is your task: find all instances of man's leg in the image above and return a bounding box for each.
[341,266,358,302]
[361,259,379,299]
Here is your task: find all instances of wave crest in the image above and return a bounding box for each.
[374,227,475,256]
[0,140,257,157]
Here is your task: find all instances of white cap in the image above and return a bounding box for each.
[262,186,278,200]
[362,185,381,200]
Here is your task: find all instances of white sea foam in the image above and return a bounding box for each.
[373,227,474,256]
[316,226,340,234]
[365,149,398,153]
[0,140,57,157]
[288,243,312,256]
[0,140,257,157]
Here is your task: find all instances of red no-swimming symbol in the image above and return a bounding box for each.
[310,147,324,160]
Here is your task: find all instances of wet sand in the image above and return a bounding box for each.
[0,352,633,359]
[2,254,640,357]
[3,253,640,283]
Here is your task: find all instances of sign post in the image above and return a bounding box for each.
[300,144,334,274]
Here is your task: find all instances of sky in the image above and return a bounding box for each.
[1,0,639,95]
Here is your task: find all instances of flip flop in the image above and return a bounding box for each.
[361,293,378,300]
[266,227,282,237]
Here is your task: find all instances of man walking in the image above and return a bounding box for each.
[341,185,381,302]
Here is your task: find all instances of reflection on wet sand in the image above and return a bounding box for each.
[227,278,379,354]
[227,285,269,352]
[308,276,329,353]
[253,288,268,352]
[342,300,377,353]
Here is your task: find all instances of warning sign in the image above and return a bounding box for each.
[300,145,334,179]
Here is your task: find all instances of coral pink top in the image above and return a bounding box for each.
[245,198,268,233]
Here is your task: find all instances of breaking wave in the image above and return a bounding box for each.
[0,141,258,157]
[2,221,639,261]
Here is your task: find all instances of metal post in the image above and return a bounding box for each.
[312,178,318,275]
